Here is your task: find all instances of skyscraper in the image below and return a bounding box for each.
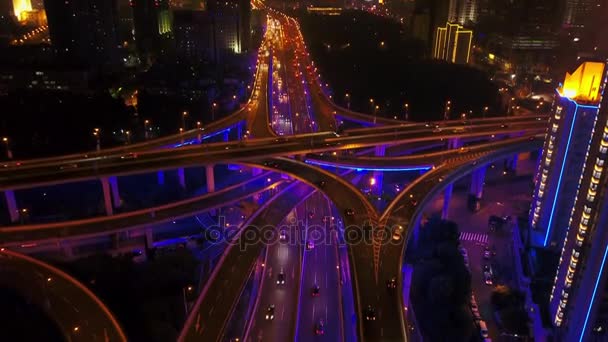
[529,60,608,339]
[562,0,601,30]
[448,0,478,25]
[131,0,174,59]
[43,0,120,66]
[432,22,472,64]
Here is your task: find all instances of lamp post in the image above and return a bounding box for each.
[211,102,218,121]
[483,106,488,119]
[144,120,150,140]
[2,137,12,159]
[182,111,188,130]
[444,100,451,120]
[404,103,409,121]
[345,93,350,109]
[125,130,131,145]
[93,128,100,151]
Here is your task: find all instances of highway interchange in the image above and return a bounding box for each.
[0,7,550,342]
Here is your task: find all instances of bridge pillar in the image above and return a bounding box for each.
[442,183,453,220]
[109,176,121,208]
[507,153,519,173]
[145,228,154,248]
[448,138,462,149]
[178,168,186,189]
[237,124,243,139]
[157,171,165,185]
[468,165,487,212]
[61,240,74,259]
[223,130,229,142]
[373,145,386,196]
[4,190,18,223]
[206,165,215,193]
[101,177,114,216]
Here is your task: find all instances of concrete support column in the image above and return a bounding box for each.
[206,165,215,193]
[448,138,462,149]
[157,171,165,185]
[442,183,453,220]
[145,228,154,248]
[223,130,229,142]
[101,177,113,216]
[178,168,186,189]
[373,145,386,195]
[237,123,243,139]
[109,176,121,208]
[4,190,18,223]
[510,153,519,172]
[61,240,74,259]
[468,165,487,212]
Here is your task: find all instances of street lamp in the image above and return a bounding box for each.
[483,106,488,119]
[404,103,409,121]
[374,105,379,124]
[2,137,12,159]
[144,120,150,140]
[182,111,188,130]
[344,93,350,109]
[211,102,218,121]
[444,100,451,120]
[93,128,100,151]
[125,130,131,145]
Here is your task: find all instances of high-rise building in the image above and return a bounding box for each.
[447,0,478,25]
[43,0,120,66]
[207,0,251,55]
[173,10,213,62]
[530,60,608,339]
[12,0,32,22]
[130,0,174,59]
[562,0,601,30]
[432,22,472,64]
[412,0,449,49]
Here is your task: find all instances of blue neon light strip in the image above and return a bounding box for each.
[580,243,608,342]
[305,159,432,172]
[172,128,232,148]
[544,101,584,246]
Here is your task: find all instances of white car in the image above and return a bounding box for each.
[279,231,287,241]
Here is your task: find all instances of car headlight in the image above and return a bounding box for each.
[276,280,279,284]
[266,315,269,319]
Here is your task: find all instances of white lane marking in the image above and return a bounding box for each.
[282,305,285,320]
[312,303,316,318]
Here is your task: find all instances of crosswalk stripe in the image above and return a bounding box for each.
[459,231,489,243]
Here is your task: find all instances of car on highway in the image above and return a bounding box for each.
[478,320,489,338]
[308,211,314,219]
[392,230,401,241]
[387,276,397,289]
[315,320,325,335]
[306,241,314,250]
[279,230,287,241]
[483,271,493,285]
[345,208,355,217]
[277,270,285,285]
[265,305,275,320]
[120,152,138,160]
[59,163,78,170]
[312,284,320,297]
[365,305,376,321]
[483,247,491,259]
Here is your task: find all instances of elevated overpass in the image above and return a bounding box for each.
[0,248,127,341]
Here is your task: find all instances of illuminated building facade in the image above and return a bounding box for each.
[447,0,477,25]
[432,22,472,64]
[173,10,214,61]
[131,0,174,58]
[12,0,32,22]
[562,0,600,30]
[529,61,608,339]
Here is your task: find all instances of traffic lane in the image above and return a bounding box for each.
[298,195,342,342]
[0,175,284,246]
[247,212,302,342]
[179,182,312,341]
